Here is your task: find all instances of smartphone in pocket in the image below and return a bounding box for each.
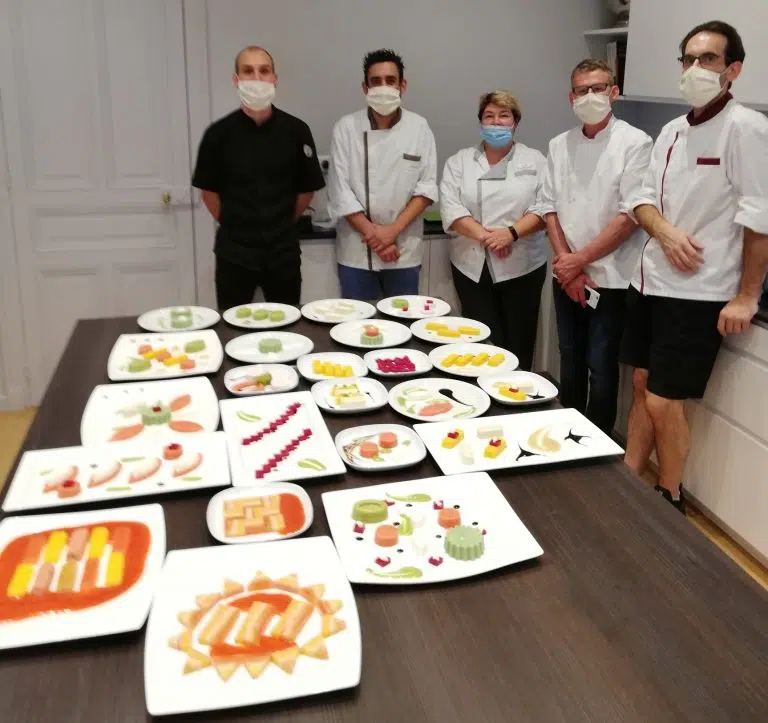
[585,287,600,309]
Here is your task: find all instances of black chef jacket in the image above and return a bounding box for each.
[192,107,325,271]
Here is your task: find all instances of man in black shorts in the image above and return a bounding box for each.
[192,46,325,309]
[622,21,768,511]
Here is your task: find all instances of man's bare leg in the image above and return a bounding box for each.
[645,392,689,495]
[624,368,655,475]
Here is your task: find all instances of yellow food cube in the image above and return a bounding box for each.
[342,365,353,377]
[441,430,464,449]
[163,355,187,367]
[488,353,505,367]
[322,362,334,376]
[43,530,68,564]
[7,563,35,598]
[106,552,125,587]
[441,353,459,368]
[333,364,343,377]
[88,526,109,559]
[484,439,507,459]
[143,347,169,360]
[438,328,461,338]
[459,326,481,336]
[471,353,489,366]
[312,360,323,374]
[455,354,474,367]
[425,322,448,331]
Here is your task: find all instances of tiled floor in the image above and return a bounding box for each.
[0,409,765,590]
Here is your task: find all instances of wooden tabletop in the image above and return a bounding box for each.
[1,316,767,723]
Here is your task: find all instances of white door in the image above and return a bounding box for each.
[0,0,195,403]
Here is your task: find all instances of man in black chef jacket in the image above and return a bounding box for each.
[192,46,325,309]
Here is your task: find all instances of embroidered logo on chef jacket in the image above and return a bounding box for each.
[303,144,313,158]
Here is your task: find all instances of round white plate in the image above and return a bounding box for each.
[223,364,300,396]
[429,343,519,378]
[137,306,220,333]
[330,319,412,349]
[334,424,427,471]
[363,348,433,378]
[206,483,313,544]
[222,302,300,330]
[224,331,314,364]
[297,352,368,382]
[377,295,451,320]
[311,377,388,415]
[410,316,491,344]
[301,298,376,324]
[388,377,491,422]
[477,371,559,406]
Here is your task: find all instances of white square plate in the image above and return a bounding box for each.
[107,330,223,381]
[143,537,361,717]
[220,392,346,486]
[310,378,388,414]
[3,433,230,513]
[322,473,542,585]
[414,408,624,475]
[0,503,165,650]
[81,377,220,445]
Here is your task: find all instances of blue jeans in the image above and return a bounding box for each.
[552,281,626,434]
[337,264,421,301]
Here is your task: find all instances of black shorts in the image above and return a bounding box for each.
[619,286,726,400]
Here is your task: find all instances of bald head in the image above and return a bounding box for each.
[234,46,276,75]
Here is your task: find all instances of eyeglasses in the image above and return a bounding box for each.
[571,83,610,97]
[678,52,726,70]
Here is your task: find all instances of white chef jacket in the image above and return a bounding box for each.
[328,108,438,270]
[440,143,548,284]
[631,95,768,301]
[534,116,652,289]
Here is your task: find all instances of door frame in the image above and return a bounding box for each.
[0,8,30,410]
[183,0,216,309]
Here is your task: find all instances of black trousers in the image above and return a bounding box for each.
[214,255,302,310]
[451,262,546,371]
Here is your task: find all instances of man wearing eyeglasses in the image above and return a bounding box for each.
[622,21,768,512]
[536,59,652,435]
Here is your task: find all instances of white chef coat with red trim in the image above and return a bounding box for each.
[631,95,768,301]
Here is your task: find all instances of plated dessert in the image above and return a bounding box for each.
[223,303,301,330]
[376,295,451,320]
[137,306,220,333]
[410,316,492,344]
[334,424,427,472]
[224,364,300,396]
[388,378,491,422]
[301,299,375,324]
[429,343,518,378]
[330,319,412,349]
[311,378,388,414]
[296,352,367,382]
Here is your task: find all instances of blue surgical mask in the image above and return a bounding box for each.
[480,124,514,148]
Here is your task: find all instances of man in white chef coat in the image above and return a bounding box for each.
[537,59,652,434]
[622,21,768,512]
[328,49,438,300]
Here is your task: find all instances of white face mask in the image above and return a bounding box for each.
[679,65,724,108]
[366,86,402,116]
[572,92,612,125]
[237,80,275,112]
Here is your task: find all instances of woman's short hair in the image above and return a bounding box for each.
[477,91,522,124]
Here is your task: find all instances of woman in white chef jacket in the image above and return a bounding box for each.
[440,91,548,370]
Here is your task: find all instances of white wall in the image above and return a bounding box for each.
[204,0,606,166]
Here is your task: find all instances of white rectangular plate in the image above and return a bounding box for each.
[322,473,542,585]
[143,536,361,717]
[107,330,223,381]
[3,433,230,513]
[414,408,624,475]
[0,503,165,650]
[81,377,220,445]
[220,392,346,486]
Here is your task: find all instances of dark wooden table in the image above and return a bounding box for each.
[1,317,767,723]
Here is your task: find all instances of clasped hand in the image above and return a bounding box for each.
[480,227,513,259]
[363,224,400,263]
